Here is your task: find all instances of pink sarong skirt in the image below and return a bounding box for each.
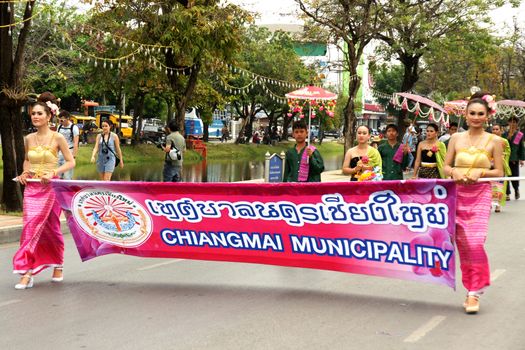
[12,182,64,275]
[455,182,492,293]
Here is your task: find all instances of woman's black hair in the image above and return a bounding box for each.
[467,91,492,113]
[426,123,439,132]
[31,101,52,116]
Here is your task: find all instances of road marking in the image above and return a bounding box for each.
[491,269,506,282]
[0,299,21,308]
[137,259,184,271]
[404,316,446,343]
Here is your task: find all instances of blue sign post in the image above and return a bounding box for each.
[265,152,285,182]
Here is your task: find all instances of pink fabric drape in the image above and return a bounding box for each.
[455,182,492,293]
[298,145,316,182]
[12,182,64,275]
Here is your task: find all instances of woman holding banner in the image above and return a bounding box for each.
[342,125,382,182]
[13,102,75,289]
[444,92,503,314]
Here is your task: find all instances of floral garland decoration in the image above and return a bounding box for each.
[286,98,336,120]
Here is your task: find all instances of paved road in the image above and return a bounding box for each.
[1,199,524,349]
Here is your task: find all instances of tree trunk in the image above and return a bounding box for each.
[343,74,361,152]
[282,115,292,140]
[235,115,252,144]
[166,54,202,134]
[0,1,34,210]
[131,92,145,145]
[0,105,25,211]
[400,54,421,93]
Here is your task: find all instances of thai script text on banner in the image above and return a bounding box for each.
[53,180,456,289]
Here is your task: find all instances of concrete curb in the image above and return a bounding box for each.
[0,221,70,245]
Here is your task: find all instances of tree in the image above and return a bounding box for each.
[0,0,38,211]
[87,0,250,134]
[376,0,515,93]
[370,63,404,107]
[296,0,384,150]
[416,27,501,98]
[226,26,314,144]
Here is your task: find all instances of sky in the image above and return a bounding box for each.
[72,1,525,30]
[229,0,525,32]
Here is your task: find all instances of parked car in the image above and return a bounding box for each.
[141,118,165,142]
[324,128,342,138]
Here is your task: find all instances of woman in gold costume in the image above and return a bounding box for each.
[12,102,75,289]
[443,92,503,314]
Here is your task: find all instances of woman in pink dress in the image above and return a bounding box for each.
[443,92,503,313]
[13,102,75,289]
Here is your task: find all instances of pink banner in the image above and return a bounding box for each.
[53,180,457,288]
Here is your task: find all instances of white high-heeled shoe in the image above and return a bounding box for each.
[15,275,34,290]
[51,267,63,282]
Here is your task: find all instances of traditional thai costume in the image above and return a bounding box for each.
[283,144,324,182]
[454,137,493,296]
[13,133,64,276]
[491,137,511,210]
[417,142,446,179]
[378,142,408,180]
[350,146,382,182]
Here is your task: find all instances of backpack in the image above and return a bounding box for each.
[58,123,78,143]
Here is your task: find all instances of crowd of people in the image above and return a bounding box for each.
[11,91,525,316]
[282,91,523,314]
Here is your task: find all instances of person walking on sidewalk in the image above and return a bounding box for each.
[283,120,324,182]
[504,116,524,200]
[91,119,124,181]
[13,101,75,289]
[56,110,79,180]
[443,92,503,314]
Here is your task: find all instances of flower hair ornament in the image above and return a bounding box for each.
[481,94,497,115]
[45,101,60,117]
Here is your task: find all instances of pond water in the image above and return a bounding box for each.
[73,153,345,182]
[0,154,344,188]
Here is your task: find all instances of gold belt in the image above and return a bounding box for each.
[421,162,437,168]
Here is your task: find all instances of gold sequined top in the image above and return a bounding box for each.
[27,134,58,178]
[455,147,492,170]
[454,136,493,177]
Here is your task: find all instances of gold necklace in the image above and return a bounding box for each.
[426,141,437,158]
[35,133,49,147]
[467,131,484,150]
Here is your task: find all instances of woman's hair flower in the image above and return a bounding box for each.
[481,94,497,115]
[45,101,60,117]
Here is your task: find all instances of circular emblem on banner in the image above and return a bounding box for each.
[72,189,153,248]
